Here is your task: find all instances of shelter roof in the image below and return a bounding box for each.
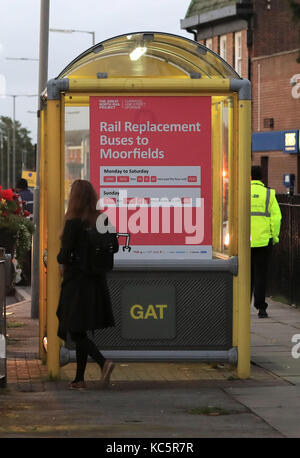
[57,32,240,80]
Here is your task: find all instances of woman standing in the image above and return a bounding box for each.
[56,179,117,389]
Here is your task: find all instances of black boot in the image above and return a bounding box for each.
[258,302,268,318]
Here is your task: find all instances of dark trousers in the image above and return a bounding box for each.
[251,241,272,310]
[70,331,105,382]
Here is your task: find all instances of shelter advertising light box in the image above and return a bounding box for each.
[90,95,212,261]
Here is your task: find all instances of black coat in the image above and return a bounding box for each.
[56,218,115,340]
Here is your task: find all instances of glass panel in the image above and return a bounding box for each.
[64,106,90,206]
[64,96,235,259]
[212,96,234,258]
[221,99,229,255]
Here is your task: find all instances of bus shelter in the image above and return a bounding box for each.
[39,32,251,379]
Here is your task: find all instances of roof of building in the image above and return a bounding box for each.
[185,0,237,18]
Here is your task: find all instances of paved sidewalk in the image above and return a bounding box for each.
[251,299,300,385]
[1,292,300,438]
[227,299,300,438]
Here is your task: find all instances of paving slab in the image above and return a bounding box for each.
[226,386,300,438]
[250,299,300,383]
[251,345,289,354]
[0,388,283,438]
[283,376,300,386]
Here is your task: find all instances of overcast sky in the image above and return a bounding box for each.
[0,0,192,143]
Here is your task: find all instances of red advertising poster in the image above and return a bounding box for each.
[90,96,212,261]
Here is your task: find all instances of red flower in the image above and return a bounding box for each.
[24,210,30,217]
[2,189,14,201]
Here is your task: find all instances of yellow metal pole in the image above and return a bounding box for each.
[46,98,61,378]
[232,95,239,349]
[68,77,230,94]
[236,99,251,379]
[60,97,65,217]
[39,107,47,361]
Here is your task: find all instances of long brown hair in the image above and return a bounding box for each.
[61,180,100,236]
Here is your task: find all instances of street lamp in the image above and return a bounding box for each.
[0,127,11,188]
[5,57,39,61]
[6,94,38,187]
[50,28,95,46]
[5,56,39,186]
[0,131,5,186]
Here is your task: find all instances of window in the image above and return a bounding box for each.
[234,32,242,75]
[206,38,212,50]
[261,157,269,187]
[219,35,227,61]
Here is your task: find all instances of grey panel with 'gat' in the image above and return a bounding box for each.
[86,269,233,351]
[121,284,176,340]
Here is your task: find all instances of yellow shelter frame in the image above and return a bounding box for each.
[39,33,251,380]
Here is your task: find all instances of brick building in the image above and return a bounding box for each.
[181,0,300,193]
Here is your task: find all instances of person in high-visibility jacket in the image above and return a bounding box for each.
[251,165,282,318]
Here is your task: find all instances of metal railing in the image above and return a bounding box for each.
[267,194,300,307]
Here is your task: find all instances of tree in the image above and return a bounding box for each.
[0,116,36,189]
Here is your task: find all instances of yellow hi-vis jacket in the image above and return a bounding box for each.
[251,180,282,248]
